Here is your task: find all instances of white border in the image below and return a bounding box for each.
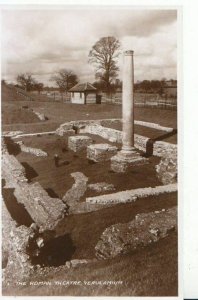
[1,0,198,299]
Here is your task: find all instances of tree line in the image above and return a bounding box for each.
[5,36,176,95]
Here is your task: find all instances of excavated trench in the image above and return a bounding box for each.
[30,233,76,267]
[4,136,21,155]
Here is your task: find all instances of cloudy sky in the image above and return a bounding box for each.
[1,8,177,86]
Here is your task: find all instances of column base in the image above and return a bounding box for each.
[111,149,148,173]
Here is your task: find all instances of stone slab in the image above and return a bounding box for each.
[87,143,118,162]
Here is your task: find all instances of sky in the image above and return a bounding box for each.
[1,8,177,86]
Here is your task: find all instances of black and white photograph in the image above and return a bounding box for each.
[1,3,181,297]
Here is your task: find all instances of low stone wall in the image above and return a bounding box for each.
[2,199,17,269]
[153,141,177,157]
[2,142,66,232]
[13,182,67,231]
[63,172,88,206]
[16,141,48,157]
[134,120,173,132]
[13,131,56,139]
[80,124,177,158]
[86,183,177,205]
[81,125,122,143]
[156,148,177,184]
[3,131,23,137]
[3,224,42,284]
[62,118,174,133]
[56,120,99,136]
[2,153,28,188]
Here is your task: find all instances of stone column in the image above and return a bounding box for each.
[122,50,134,154]
[110,50,148,172]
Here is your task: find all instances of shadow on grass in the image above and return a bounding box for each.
[21,162,38,182]
[45,188,59,198]
[2,187,34,226]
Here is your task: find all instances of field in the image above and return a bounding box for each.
[2,86,178,296]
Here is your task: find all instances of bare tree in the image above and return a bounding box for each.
[50,69,79,93]
[88,36,121,95]
[16,73,36,92]
[33,82,44,94]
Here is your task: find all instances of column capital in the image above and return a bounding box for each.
[124,50,134,56]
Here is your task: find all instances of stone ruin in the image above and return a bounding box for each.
[156,148,177,184]
[16,140,48,157]
[2,122,177,285]
[2,50,178,287]
[95,206,177,259]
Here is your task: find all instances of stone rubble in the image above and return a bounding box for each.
[88,182,115,193]
[95,206,177,259]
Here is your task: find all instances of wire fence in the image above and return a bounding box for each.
[101,93,177,110]
[8,86,177,110]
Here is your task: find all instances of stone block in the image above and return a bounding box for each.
[68,135,93,152]
[87,143,118,162]
[111,151,148,173]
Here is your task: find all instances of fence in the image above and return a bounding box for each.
[45,92,71,102]
[101,92,177,110]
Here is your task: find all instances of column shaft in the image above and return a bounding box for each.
[122,50,134,153]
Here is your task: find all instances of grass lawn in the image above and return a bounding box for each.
[2,99,177,134]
